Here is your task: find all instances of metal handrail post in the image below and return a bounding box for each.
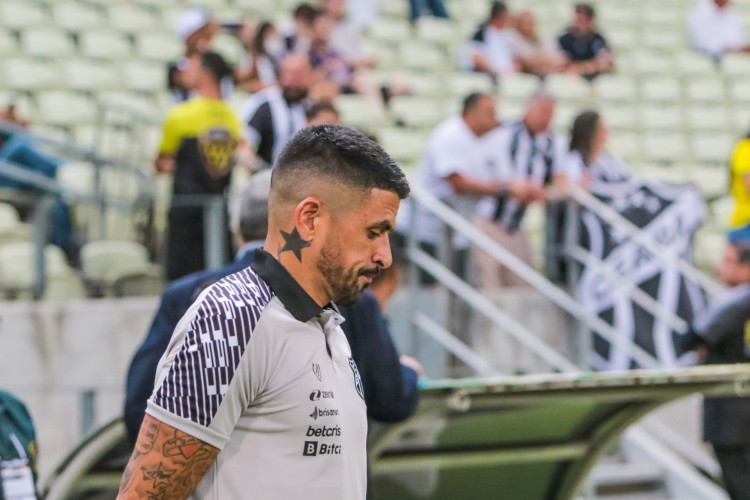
[203,195,227,270]
[31,195,54,299]
[406,202,421,356]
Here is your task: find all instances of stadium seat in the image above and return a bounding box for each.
[675,51,717,77]
[448,72,495,97]
[63,60,122,92]
[135,32,183,63]
[0,3,48,30]
[36,91,98,126]
[112,271,164,298]
[21,28,76,59]
[106,4,161,33]
[0,29,17,57]
[686,105,736,133]
[377,127,430,164]
[407,73,449,99]
[643,132,690,163]
[544,74,593,102]
[334,95,390,131]
[608,131,642,162]
[690,165,730,199]
[389,96,448,129]
[720,53,750,78]
[641,77,683,104]
[629,50,676,76]
[1,59,59,91]
[121,61,166,93]
[593,74,638,103]
[684,77,727,104]
[415,18,462,50]
[640,105,686,133]
[80,240,153,283]
[368,19,412,44]
[79,30,133,60]
[45,272,87,301]
[600,104,639,132]
[399,40,448,72]
[728,79,750,105]
[0,242,74,297]
[499,73,541,101]
[552,102,581,131]
[51,2,105,31]
[640,30,684,52]
[378,0,408,19]
[692,133,735,164]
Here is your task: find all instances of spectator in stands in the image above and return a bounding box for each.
[473,91,565,288]
[0,106,73,256]
[309,13,359,95]
[727,130,750,243]
[406,93,538,281]
[690,0,749,62]
[124,170,421,446]
[461,2,518,80]
[409,0,450,24]
[169,8,222,103]
[322,0,377,69]
[557,3,614,79]
[284,3,319,54]
[306,100,341,126]
[509,11,564,77]
[239,54,311,167]
[561,111,631,188]
[681,241,750,500]
[236,21,284,93]
[155,51,241,281]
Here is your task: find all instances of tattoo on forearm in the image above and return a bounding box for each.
[279,228,310,261]
[117,416,219,500]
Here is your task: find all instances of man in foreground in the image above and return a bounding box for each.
[117,125,410,499]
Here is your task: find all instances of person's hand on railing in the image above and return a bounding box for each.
[509,179,547,204]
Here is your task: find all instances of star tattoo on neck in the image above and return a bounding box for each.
[280,228,311,262]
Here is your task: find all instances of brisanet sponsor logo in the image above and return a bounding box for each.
[309,389,335,401]
[306,425,341,437]
[309,406,340,420]
[303,441,342,456]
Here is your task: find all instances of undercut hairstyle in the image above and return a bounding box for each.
[490,1,507,20]
[569,110,600,167]
[462,92,490,116]
[200,51,234,85]
[306,101,340,121]
[732,242,750,264]
[271,125,410,212]
[575,3,595,19]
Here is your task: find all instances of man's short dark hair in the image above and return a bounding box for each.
[200,51,233,85]
[272,125,410,200]
[306,101,340,121]
[462,92,490,115]
[490,1,507,20]
[575,3,595,19]
[732,242,750,264]
[294,3,320,25]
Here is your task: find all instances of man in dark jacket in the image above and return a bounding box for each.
[682,241,750,500]
[124,170,420,445]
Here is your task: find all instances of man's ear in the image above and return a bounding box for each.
[294,196,324,241]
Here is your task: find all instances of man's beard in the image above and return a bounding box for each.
[282,86,308,104]
[317,237,380,306]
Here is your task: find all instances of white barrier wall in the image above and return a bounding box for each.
[0,297,158,481]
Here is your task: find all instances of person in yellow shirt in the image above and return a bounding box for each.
[155,51,241,280]
[729,138,750,242]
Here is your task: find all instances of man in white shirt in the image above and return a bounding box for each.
[408,92,538,280]
[116,125,410,500]
[473,91,567,288]
[461,1,518,78]
[690,0,749,60]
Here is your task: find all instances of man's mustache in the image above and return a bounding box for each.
[358,268,381,279]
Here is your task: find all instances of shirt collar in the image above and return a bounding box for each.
[251,248,327,322]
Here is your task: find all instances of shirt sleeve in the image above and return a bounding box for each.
[146,284,266,449]
[158,110,181,155]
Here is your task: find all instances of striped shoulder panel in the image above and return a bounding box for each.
[152,266,274,427]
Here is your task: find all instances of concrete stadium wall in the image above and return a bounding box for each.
[0,297,158,482]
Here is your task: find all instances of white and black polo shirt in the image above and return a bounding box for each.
[146,249,367,500]
[238,86,307,167]
[478,121,567,232]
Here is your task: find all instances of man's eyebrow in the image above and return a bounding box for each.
[368,220,394,231]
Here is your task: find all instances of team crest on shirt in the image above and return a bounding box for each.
[198,128,238,178]
[312,362,322,381]
[348,357,364,401]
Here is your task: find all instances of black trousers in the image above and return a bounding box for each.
[166,205,232,282]
[715,445,750,500]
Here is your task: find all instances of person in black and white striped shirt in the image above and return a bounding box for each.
[473,91,567,288]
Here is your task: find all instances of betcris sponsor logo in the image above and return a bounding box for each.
[309,389,335,401]
[306,425,341,437]
[303,441,342,456]
[309,406,340,420]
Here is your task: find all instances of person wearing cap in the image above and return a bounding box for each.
[155,51,241,281]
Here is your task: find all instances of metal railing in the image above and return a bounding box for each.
[403,187,724,498]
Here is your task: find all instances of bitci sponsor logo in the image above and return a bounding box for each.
[303,441,342,457]
[309,406,340,420]
[309,389,335,401]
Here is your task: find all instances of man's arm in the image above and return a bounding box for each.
[117,414,219,500]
